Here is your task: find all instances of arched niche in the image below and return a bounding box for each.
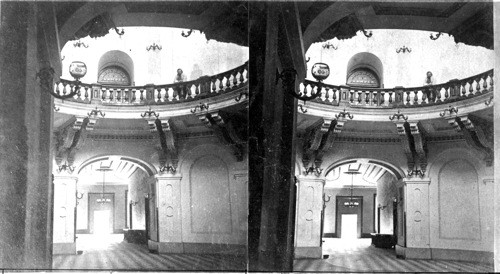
[97,50,134,85]
[346,52,384,88]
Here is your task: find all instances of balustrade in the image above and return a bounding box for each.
[53,62,248,105]
[300,69,493,108]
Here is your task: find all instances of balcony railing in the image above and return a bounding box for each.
[54,62,248,105]
[300,69,493,108]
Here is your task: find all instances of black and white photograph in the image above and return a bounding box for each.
[0,0,498,273]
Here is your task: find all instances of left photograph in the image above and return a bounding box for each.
[0,1,248,271]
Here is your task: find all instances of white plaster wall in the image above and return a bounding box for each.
[376,172,398,234]
[428,147,494,252]
[306,29,494,88]
[60,27,249,86]
[177,138,247,245]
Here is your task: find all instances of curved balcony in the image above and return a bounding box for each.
[54,62,248,118]
[300,69,493,109]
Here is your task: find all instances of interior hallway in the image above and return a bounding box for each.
[52,234,246,271]
[294,238,494,272]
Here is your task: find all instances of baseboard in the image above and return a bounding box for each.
[430,248,493,264]
[148,240,246,255]
[53,243,76,255]
[294,247,322,258]
[395,245,493,264]
[323,233,336,238]
[361,233,372,238]
[76,229,90,234]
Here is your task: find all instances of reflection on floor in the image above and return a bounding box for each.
[294,238,493,272]
[52,234,245,271]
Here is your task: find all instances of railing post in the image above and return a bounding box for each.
[91,84,102,104]
[145,84,155,104]
[447,79,460,100]
[393,86,404,107]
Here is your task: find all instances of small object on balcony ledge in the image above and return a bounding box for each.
[389,110,408,121]
[190,102,209,114]
[396,46,411,53]
[141,107,160,118]
[439,105,458,117]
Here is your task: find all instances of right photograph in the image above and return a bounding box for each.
[248,1,495,272]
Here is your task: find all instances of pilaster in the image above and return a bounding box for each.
[148,174,183,253]
[52,175,78,255]
[396,178,431,259]
[294,176,325,258]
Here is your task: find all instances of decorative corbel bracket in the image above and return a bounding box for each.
[393,121,416,176]
[445,114,493,166]
[408,121,428,176]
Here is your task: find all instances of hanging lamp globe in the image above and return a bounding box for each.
[311,62,330,81]
[69,61,87,80]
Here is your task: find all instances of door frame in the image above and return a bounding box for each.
[335,196,363,238]
[88,192,115,234]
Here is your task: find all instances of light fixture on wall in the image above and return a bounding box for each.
[96,168,111,204]
[129,200,138,206]
[344,169,361,208]
[146,43,162,51]
[37,61,88,100]
[57,162,75,173]
[76,191,84,205]
[396,46,412,53]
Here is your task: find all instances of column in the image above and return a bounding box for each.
[148,174,183,253]
[52,175,77,254]
[395,178,431,259]
[0,2,56,268]
[294,176,325,258]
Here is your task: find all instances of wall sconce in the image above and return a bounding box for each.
[235,91,248,102]
[298,104,308,114]
[362,29,373,38]
[304,165,323,177]
[378,204,388,210]
[146,43,162,51]
[430,32,442,40]
[396,46,411,53]
[87,107,105,118]
[37,61,87,100]
[407,167,425,178]
[114,27,125,37]
[141,107,159,118]
[53,106,60,112]
[76,191,84,205]
[190,102,209,114]
[485,96,493,106]
[73,40,89,48]
[335,109,353,119]
[159,164,176,174]
[129,200,139,206]
[322,41,338,50]
[181,29,194,37]
[389,110,408,121]
[439,106,458,117]
[57,163,75,173]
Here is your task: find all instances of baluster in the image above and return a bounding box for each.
[357,91,362,104]
[64,83,71,96]
[444,87,449,101]
[467,81,474,97]
[489,74,494,92]
[435,87,441,102]
[75,85,81,101]
[212,78,217,93]
[475,78,481,95]
[388,91,393,105]
[117,89,121,102]
[156,88,162,102]
[131,89,136,103]
[482,76,488,93]
[101,88,106,101]
[413,90,419,105]
[331,88,337,104]
[364,91,369,105]
[139,89,144,103]
[195,83,200,96]
[233,72,238,86]
[405,90,411,105]
[461,83,467,97]
[172,85,179,99]
[349,90,354,103]
[226,75,231,90]
[379,91,385,106]
[218,77,224,92]
[324,87,329,102]
[84,86,89,102]
[110,89,115,102]
[166,87,172,101]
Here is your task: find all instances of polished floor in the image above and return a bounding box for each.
[294,238,494,272]
[52,234,246,271]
